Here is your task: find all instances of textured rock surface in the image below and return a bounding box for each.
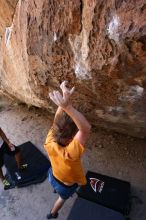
[0,0,18,34]
[0,0,146,137]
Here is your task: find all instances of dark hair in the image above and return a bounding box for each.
[52,111,78,146]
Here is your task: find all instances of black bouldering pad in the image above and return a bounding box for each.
[4,141,51,188]
[77,171,131,215]
[67,198,124,220]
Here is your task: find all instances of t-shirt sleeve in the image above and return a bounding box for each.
[66,138,85,160]
[44,128,54,147]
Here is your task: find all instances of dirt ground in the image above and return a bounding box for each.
[0,94,146,220]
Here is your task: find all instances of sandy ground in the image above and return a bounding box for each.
[0,94,146,220]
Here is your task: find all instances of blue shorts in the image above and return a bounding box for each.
[48,168,78,200]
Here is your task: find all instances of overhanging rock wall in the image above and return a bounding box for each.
[0,0,146,138]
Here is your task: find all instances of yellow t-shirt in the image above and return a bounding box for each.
[44,129,87,185]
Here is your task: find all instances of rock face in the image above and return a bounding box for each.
[0,0,146,138]
[0,0,18,34]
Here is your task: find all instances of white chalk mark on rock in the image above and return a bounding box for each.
[5,26,13,47]
[107,15,120,42]
[107,106,125,113]
[119,85,144,101]
[53,32,57,42]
